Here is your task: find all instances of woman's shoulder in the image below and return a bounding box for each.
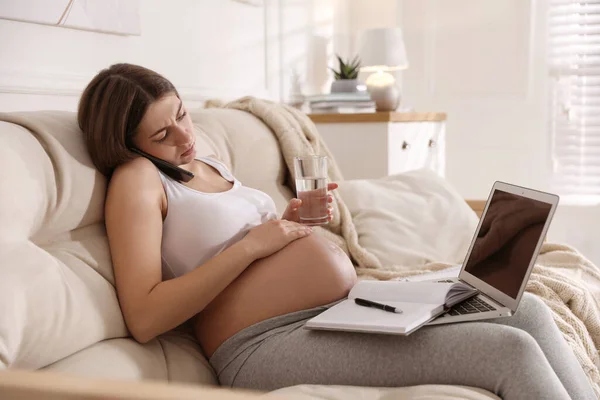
[113,156,160,179]
[108,157,164,198]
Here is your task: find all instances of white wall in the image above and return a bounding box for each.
[0,0,276,111]
[275,0,335,99]
[0,0,344,110]
[401,0,549,198]
[399,0,600,265]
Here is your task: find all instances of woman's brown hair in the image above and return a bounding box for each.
[77,63,179,177]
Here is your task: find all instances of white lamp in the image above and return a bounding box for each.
[358,28,409,111]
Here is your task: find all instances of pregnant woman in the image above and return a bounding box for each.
[78,63,595,400]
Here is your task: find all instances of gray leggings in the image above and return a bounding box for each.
[209,293,595,400]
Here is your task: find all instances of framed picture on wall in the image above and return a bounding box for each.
[0,0,141,36]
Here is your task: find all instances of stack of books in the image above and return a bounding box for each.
[308,92,376,114]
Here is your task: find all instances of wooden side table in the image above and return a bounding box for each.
[308,112,447,180]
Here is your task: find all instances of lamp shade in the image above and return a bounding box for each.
[358,28,409,72]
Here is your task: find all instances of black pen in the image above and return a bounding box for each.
[354,298,403,314]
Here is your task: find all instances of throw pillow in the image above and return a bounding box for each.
[337,169,479,266]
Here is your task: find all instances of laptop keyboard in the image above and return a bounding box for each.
[447,296,497,316]
[435,279,498,316]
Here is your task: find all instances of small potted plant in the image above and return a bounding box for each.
[330,55,364,93]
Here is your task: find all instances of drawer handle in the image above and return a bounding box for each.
[402,141,410,150]
[429,139,436,148]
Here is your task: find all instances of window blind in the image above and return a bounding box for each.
[549,0,600,200]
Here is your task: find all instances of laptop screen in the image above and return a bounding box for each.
[463,189,552,299]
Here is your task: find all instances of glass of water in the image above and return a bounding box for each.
[293,155,329,226]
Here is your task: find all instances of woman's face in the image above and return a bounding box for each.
[132,93,196,166]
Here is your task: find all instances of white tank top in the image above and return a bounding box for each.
[157,156,278,279]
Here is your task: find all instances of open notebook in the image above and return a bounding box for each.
[305,281,478,335]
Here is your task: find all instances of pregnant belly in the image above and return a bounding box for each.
[194,233,357,357]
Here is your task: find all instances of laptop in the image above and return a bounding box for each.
[424,181,559,325]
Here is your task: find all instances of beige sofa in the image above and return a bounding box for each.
[0,108,498,399]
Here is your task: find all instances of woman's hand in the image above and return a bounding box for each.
[242,219,313,260]
[282,182,338,223]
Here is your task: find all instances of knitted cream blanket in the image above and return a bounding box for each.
[209,96,600,396]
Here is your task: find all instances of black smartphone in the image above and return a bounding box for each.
[130,147,194,182]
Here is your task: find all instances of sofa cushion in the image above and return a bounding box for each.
[336,169,479,266]
[44,333,217,386]
[0,115,128,369]
[0,107,296,371]
[0,109,295,372]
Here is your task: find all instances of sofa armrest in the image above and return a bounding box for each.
[466,200,486,218]
[0,369,269,400]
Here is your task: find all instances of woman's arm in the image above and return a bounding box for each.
[106,158,311,344]
[105,159,256,343]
